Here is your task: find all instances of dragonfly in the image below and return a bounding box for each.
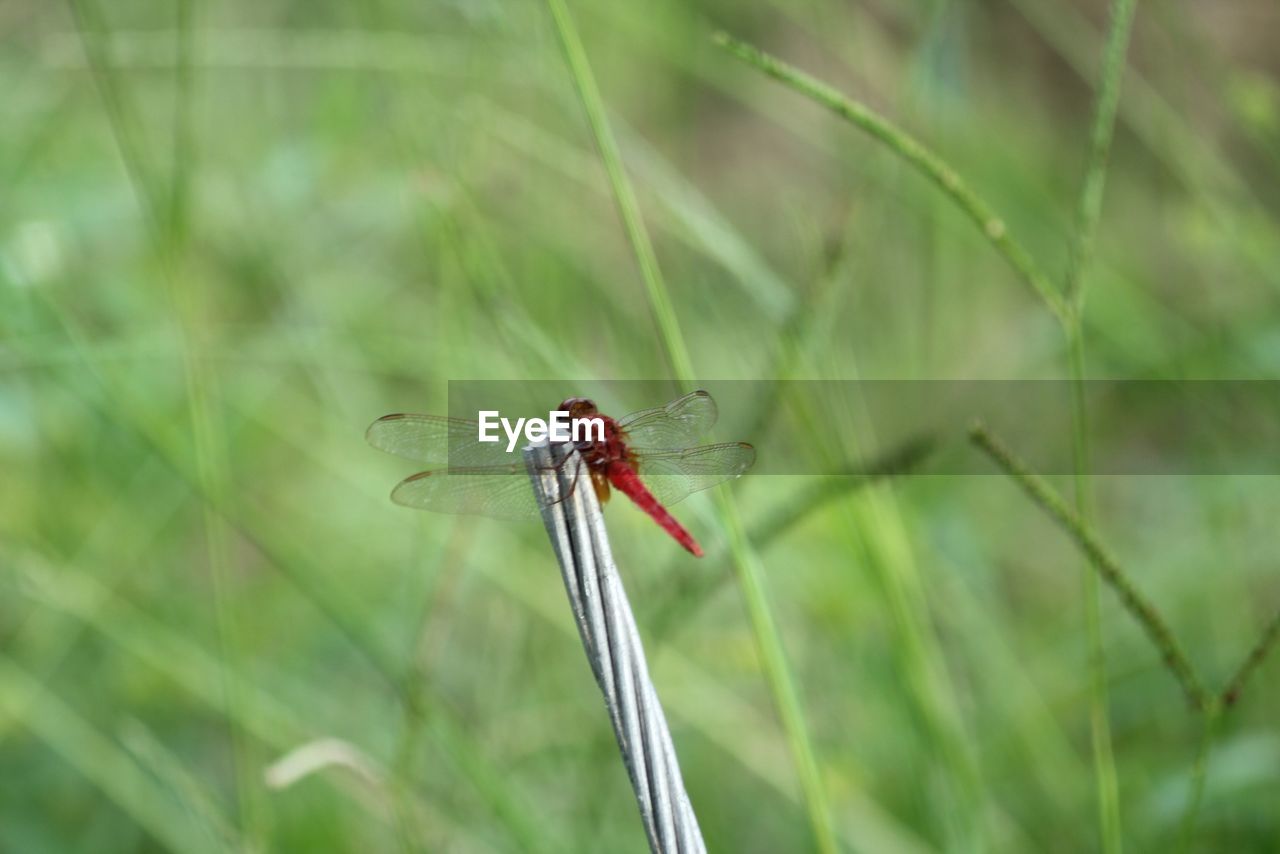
[366,390,755,556]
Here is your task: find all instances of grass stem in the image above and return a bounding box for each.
[1069,325,1123,854]
[1220,606,1280,707]
[969,424,1207,711]
[1062,0,1140,310]
[545,0,695,382]
[65,0,264,839]
[1063,5,1140,847]
[1175,701,1220,852]
[713,31,1068,325]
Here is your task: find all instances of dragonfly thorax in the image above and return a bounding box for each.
[557,399,632,470]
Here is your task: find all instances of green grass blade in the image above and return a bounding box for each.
[714,30,1068,326]
[543,0,695,382]
[65,0,266,842]
[1062,0,1139,309]
[1069,325,1123,854]
[120,719,244,852]
[969,424,1207,709]
[1062,4,1140,849]
[0,658,222,854]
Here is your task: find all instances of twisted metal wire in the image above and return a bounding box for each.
[524,442,707,854]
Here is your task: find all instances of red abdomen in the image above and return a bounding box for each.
[605,461,703,557]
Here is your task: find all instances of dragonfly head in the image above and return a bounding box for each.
[557,397,599,419]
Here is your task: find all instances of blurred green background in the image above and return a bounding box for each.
[3,0,1280,851]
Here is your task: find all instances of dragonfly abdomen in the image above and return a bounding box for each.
[606,461,703,557]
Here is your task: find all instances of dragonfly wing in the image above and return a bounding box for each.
[633,442,756,507]
[390,465,544,521]
[367,414,515,467]
[618,390,719,449]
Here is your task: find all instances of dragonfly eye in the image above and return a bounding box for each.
[558,397,598,418]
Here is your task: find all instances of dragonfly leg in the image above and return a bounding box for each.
[535,453,586,510]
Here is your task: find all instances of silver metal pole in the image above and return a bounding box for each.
[524,442,707,854]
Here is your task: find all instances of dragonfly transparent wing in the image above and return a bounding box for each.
[632,442,756,508]
[390,465,544,521]
[367,414,515,467]
[618,390,719,449]
[390,456,591,521]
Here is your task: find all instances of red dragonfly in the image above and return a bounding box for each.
[366,390,755,556]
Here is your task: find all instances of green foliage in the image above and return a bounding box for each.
[2,1,1279,851]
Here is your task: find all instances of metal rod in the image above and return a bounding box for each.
[524,442,707,854]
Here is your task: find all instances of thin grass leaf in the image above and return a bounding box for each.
[65,0,266,840]
[544,0,695,382]
[1062,0,1139,309]
[969,424,1207,710]
[1220,606,1280,708]
[1061,5,1140,848]
[714,30,1069,325]
[120,719,243,852]
[0,658,222,854]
